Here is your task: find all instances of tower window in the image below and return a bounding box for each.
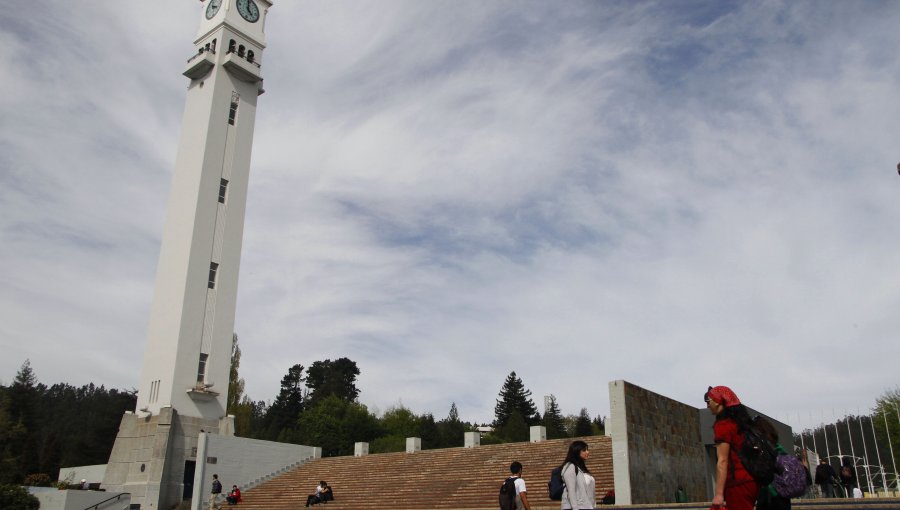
[228,99,238,125]
[197,353,208,383]
[238,45,246,57]
[149,379,160,403]
[218,179,229,203]
[208,262,219,289]
[228,39,236,53]
[247,50,255,63]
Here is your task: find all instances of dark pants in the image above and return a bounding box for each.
[758,489,791,510]
[818,483,834,498]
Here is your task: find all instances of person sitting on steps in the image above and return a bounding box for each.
[226,485,241,505]
[305,480,332,506]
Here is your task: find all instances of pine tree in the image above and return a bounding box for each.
[437,402,467,448]
[12,361,37,389]
[542,395,567,439]
[496,409,529,442]
[7,361,41,482]
[448,402,459,422]
[574,407,593,437]
[262,364,306,440]
[592,414,606,435]
[493,371,539,428]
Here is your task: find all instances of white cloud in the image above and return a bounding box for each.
[2,1,899,429]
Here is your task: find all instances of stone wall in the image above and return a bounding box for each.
[609,380,708,505]
[103,407,232,510]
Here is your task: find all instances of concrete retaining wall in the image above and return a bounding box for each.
[191,432,320,509]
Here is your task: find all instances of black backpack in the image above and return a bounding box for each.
[738,424,778,486]
[499,477,517,510]
[548,465,565,501]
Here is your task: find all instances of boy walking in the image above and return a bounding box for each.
[209,473,223,510]
[500,461,531,510]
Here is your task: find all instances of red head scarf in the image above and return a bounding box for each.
[705,385,741,407]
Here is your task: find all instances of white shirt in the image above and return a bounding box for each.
[514,477,528,510]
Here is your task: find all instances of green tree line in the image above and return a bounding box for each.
[227,339,604,455]
[0,360,136,484]
[1,340,605,484]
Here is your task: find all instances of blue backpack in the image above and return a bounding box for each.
[548,465,565,501]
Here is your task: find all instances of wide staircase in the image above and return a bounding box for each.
[238,436,612,510]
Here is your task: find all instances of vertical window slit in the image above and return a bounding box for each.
[197,353,209,384]
[228,95,239,125]
[218,179,228,204]
[208,262,219,289]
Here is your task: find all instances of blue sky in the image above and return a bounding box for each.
[1,1,899,428]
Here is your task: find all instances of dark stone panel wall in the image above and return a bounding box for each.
[622,381,709,504]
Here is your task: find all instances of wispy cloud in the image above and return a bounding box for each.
[2,1,898,427]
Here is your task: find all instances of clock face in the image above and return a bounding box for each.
[236,0,260,23]
[205,0,222,19]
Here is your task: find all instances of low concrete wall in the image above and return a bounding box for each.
[32,488,131,510]
[191,433,320,509]
[57,464,107,486]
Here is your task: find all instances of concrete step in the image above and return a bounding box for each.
[238,436,611,510]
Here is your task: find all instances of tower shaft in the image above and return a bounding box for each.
[104,2,272,508]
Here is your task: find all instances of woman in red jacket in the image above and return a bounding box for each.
[705,386,758,510]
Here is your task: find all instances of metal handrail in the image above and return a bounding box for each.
[225,49,262,68]
[186,48,216,64]
[79,492,131,510]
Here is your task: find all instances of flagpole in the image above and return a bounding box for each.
[833,412,846,497]
[811,422,819,461]
[858,411,873,494]
[823,412,833,465]
[835,413,844,460]
[846,413,859,495]
[870,411,887,493]
[800,421,807,452]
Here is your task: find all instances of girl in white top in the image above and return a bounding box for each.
[560,440,595,510]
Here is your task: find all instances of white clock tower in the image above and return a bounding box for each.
[104,1,272,508]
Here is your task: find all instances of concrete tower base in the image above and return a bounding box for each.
[103,407,234,510]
